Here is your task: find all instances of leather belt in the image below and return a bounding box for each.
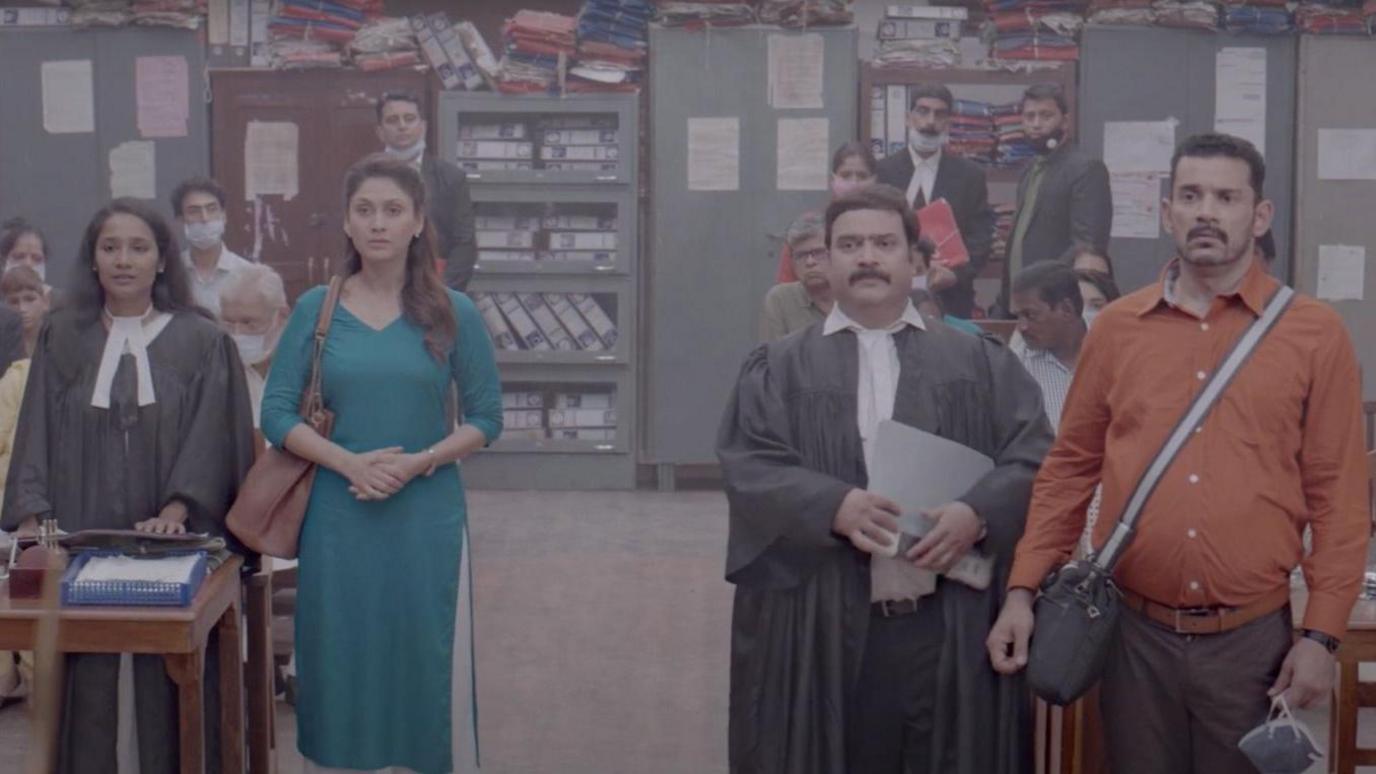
[872,598,922,618]
[1121,585,1290,635]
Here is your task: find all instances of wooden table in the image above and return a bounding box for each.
[1309,596,1376,773]
[0,555,245,774]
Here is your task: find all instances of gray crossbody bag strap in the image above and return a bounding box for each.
[1092,284,1295,571]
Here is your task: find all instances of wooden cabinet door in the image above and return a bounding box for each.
[210,69,432,302]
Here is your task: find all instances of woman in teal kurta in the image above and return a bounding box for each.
[261,155,502,774]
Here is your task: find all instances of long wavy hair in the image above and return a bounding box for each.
[63,199,201,325]
[340,154,456,362]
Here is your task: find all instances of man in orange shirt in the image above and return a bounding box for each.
[986,133,1370,773]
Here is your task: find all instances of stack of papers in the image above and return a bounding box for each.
[76,554,201,585]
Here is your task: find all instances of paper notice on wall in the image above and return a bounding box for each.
[40,60,94,134]
[1109,172,1162,240]
[687,117,739,192]
[1317,129,1376,181]
[767,33,824,110]
[244,120,299,200]
[109,141,156,200]
[777,118,829,191]
[1103,119,1176,174]
[1317,244,1365,302]
[1214,47,1267,153]
[135,56,189,139]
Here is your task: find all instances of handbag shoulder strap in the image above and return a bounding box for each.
[1093,284,1296,571]
[301,277,343,418]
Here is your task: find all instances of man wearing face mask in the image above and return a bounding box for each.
[173,177,252,317]
[375,91,477,292]
[218,264,289,428]
[1000,84,1111,317]
[875,84,994,319]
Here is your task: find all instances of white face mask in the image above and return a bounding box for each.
[911,275,929,291]
[385,138,425,162]
[184,219,225,251]
[909,130,948,155]
[6,260,44,282]
[232,332,271,366]
[1082,307,1099,328]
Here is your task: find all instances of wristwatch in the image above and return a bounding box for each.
[1300,628,1341,654]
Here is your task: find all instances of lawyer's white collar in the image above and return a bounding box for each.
[823,300,926,336]
[91,305,173,409]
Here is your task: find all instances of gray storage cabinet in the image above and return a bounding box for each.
[0,27,209,283]
[645,25,859,477]
[439,92,641,489]
[1294,36,1376,400]
[1078,25,1297,291]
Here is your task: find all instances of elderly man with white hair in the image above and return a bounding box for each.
[218,263,289,427]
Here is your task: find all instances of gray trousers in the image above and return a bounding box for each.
[1099,605,1292,774]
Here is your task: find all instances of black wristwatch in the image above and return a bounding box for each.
[1301,628,1341,654]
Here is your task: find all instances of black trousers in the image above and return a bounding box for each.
[1099,605,1293,774]
[847,595,948,774]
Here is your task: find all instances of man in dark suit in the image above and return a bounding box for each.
[1001,83,1112,315]
[375,92,478,291]
[875,84,994,319]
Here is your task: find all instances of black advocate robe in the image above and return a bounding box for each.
[2,308,256,774]
[717,318,1053,774]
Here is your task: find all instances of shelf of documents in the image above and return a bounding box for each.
[443,90,639,490]
[470,188,635,276]
[468,280,627,366]
[440,92,638,187]
[493,379,626,454]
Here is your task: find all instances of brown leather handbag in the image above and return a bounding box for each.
[226,277,342,559]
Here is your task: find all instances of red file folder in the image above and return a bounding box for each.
[915,198,970,269]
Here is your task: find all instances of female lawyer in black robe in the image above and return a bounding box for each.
[1,199,256,774]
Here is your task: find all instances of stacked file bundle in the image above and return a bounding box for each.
[1219,0,1291,33]
[948,100,996,165]
[992,102,1035,169]
[1086,0,1157,25]
[456,121,535,172]
[571,0,652,92]
[1295,0,1368,33]
[538,115,620,172]
[130,0,205,28]
[654,1,757,27]
[472,292,620,353]
[473,206,618,266]
[985,0,1085,61]
[68,0,135,27]
[502,389,619,442]
[455,117,622,174]
[412,13,497,89]
[1151,0,1221,29]
[271,0,372,44]
[349,17,420,70]
[498,10,577,93]
[757,0,855,27]
[873,4,965,67]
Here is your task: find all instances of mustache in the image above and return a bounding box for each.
[849,268,892,286]
[1188,225,1227,244]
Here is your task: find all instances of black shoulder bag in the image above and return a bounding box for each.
[1026,285,1295,706]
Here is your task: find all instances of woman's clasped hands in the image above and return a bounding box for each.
[342,446,429,501]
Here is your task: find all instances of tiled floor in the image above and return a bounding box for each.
[0,489,1365,773]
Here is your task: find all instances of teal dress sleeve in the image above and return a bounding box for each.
[261,286,326,447]
[449,291,503,444]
